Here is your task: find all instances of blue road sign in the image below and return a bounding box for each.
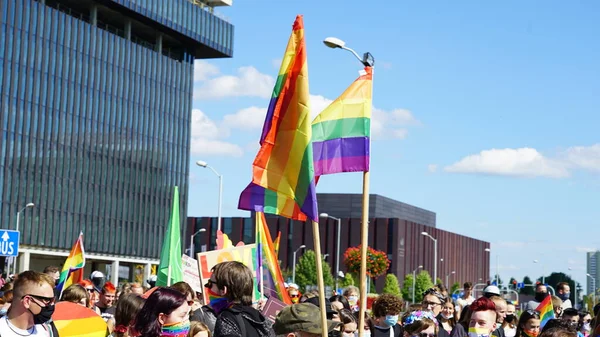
[517,282,525,289]
[0,230,19,257]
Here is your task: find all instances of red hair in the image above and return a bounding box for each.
[102,281,116,293]
[470,297,496,313]
[79,279,94,288]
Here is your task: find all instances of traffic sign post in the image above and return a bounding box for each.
[517,282,525,289]
[0,230,20,257]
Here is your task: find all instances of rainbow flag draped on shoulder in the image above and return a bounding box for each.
[536,294,555,327]
[56,233,85,297]
[238,15,318,222]
[312,67,372,176]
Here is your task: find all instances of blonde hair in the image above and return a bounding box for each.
[13,271,55,298]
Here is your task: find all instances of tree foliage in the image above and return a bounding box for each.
[522,276,534,295]
[539,272,580,304]
[450,282,461,295]
[339,272,355,288]
[382,274,401,296]
[295,250,334,292]
[400,270,434,303]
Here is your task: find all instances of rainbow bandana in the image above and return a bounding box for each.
[161,320,190,337]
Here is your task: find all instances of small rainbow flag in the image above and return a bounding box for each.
[238,15,318,222]
[256,212,292,304]
[56,233,85,297]
[312,67,373,176]
[535,294,555,327]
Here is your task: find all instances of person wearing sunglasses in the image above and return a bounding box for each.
[402,310,439,337]
[0,270,59,337]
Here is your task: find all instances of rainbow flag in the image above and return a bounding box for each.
[312,67,373,176]
[273,231,281,256]
[56,233,85,297]
[256,212,292,304]
[535,294,555,327]
[238,15,318,222]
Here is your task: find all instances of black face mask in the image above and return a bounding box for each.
[329,330,341,337]
[505,314,515,323]
[30,304,55,325]
[535,292,547,302]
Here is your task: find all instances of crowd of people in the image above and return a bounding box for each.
[0,263,599,337]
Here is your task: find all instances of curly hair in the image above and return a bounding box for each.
[372,294,403,318]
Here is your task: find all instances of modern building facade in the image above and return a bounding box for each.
[587,251,600,296]
[188,195,489,292]
[0,0,233,282]
[317,193,437,227]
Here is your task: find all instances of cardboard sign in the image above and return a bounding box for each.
[181,255,202,293]
[197,244,259,304]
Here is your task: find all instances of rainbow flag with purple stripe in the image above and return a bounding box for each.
[536,294,555,327]
[256,212,292,304]
[238,15,318,222]
[312,67,372,176]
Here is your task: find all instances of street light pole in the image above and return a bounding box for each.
[587,273,596,305]
[13,202,34,274]
[320,213,341,292]
[569,267,577,309]
[446,271,456,289]
[196,160,223,232]
[412,265,423,303]
[292,245,306,284]
[421,232,438,282]
[534,259,545,284]
[189,228,206,257]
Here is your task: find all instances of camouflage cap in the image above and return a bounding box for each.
[273,303,342,335]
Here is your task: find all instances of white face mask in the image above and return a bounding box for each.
[355,331,370,337]
[441,313,453,320]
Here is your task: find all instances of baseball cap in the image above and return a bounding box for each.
[90,271,104,279]
[273,303,342,335]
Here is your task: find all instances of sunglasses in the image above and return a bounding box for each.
[24,294,56,306]
[85,288,94,293]
[204,279,217,289]
[422,300,441,307]
[290,294,300,298]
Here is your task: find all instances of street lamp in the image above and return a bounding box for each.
[446,271,456,289]
[13,202,34,274]
[587,273,596,305]
[323,37,375,67]
[485,248,499,285]
[320,213,342,291]
[292,245,306,284]
[196,160,223,232]
[568,267,577,309]
[421,232,438,282]
[412,265,423,303]
[189,228,207,257]
[323,254,329,260]
[533,260,545,284]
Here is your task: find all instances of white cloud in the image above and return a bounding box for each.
[223,106,267,130]
[310,95,334,120]
[564,144,600,172]
[193,66,275,100]
[428,164,438,173]
[193,60,220,82]
[444,148,569,178]
[372,108,419,139]
[271,59,282,69]
[190,109,242,157]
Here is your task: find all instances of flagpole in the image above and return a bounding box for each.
[358,171,370,337]
[167,265,171,286]
[257,212,265,301]
[312,220,329,337]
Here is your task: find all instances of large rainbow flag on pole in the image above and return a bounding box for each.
[312,67,373,176]
[536,294,555,327]
[256,212,292,304]
[238,15,318,222]
[56,233,85,297]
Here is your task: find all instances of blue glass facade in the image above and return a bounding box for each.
[0,0,229,258]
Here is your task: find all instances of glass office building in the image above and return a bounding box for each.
[0,0,233,275]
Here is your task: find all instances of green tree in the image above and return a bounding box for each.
[382,274,401,296]
[295,250,334,291]
[509,277,518,290]
[491,275,504,286]
[450,282,461,295]
[522,276,534,295]
[339,272,355,288]
[401,270,434,303]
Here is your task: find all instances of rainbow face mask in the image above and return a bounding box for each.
[161,320,190,337]
[468,327,491,337]
[206,287,230,314]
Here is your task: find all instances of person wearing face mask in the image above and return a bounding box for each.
[371,294,404,337]
[0,270,59,337]
[527,285,549,311]
[133,287,191,337]
[502,302,518,337]
[402,311,438,337]
[338,309,359,337]
[516,310,541,337]
[556,283,572,310]
[438,298,457,334]
[467,297,498,337]
[343,287,360,313]
[577,311,592,337]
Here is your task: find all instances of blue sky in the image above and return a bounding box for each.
[188,1,600,292]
